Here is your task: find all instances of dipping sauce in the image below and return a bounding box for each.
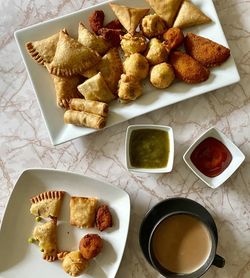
[190,137,232,178]
[129,129,169,168]
[151,214,212,274]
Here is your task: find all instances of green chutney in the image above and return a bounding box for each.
[129,129,170,168]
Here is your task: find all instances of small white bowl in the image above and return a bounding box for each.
[125,125,174,173]
[183,127,245,188]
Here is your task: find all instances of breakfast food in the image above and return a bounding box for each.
[32,219,58,261]
[141,14,167,38]
[145,38,168,65]
[109,3,149,34]
[123,53,149,80]
[150,63,175,89]
[70,197,98,228]
[59,251,88,276]
[118,74,142,102]
[173,0,211,29]
[26,31,61,65]
[51,75,82,109]
[96,204,113,231]
[79,234,103,260]
[184,33,231,67]
[30,191,65,219]
[169,51,210,84]
[163,27,184,51]
[45,30,101,77]
[88,10,105,34]
[69,99,108,117]
[120,32,148,56]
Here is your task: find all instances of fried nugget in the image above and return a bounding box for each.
[163,27,184,51]
[79,234,103,260]
[98,28,124,47]
[105,19,123,30]
[96,205,113,231]
[169,51,210,84]
[88,10,105,34]
[184,33,231,67]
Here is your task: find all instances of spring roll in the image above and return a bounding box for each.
[69,98,108,117]
[64,110,106,129]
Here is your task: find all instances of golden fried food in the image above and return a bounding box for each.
[169,51,210,84]
[120,32,147,56]
[163,27,184,52]
[141,14,167,38]
[184,32,231,67]
[79,234,103,260]
[118,74,142,102]
[145,38,168,65]
[88,10,105,34]
[123,53,149,80]
[96,205,113,231]
[150,62,175,89]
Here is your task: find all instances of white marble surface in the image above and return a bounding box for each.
[0,0,250,277]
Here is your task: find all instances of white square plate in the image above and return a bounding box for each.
[183,127,245,188]
[14,0,240,145]
[0,169,130,278]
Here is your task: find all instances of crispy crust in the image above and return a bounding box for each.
[30,191,64,204]
[96,204,113,231]
[79,234,103,260]
[26,42,45,65]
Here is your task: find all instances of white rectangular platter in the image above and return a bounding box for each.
[15,0,240,145]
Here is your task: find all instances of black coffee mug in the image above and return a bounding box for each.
[139,198,225,278]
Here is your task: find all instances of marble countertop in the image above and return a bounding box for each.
[1,0,250,277]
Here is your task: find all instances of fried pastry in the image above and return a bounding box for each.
[26,31,61,65]
[45,30,101,77]
[123,53,149,80]
[118,74,142,102]
[150,62,175,89]
[98,27,123,47]
[69,197,98,228]
[32,219,58,261]
[51,75,82,108]
[169,51,210,84]
[141,14,167,38]
[81,67,99,79]
[96,204,113,231]
[79,234,103,260]
[146,0,183,27]
[163,27,184,51]
[30,191,64,219]
[77,72,115,103]
[120,32,147,56]
[184,32,231,67]
[88,10,105,34]
[69,98,108,117]
[109,3,149,34]
[78,22,110,55]
[64,110,106,129]
[145,38,168,65]
[173,0,211,29]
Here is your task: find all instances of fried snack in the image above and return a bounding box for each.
[59,251,88,277]
[105,19,123,30]
[26,31,60,65]
[141,14,167,38]
[120,32,147,56]
[78,22,110,55]
[163,27,184,51]
[169,51,210,84]
[96,204,113,231]
[51,75,82,109]
[123,53,149,80]
[69,197,98,228]
[184,32,231,67]
[69,98,108,117]
[45,30,101,77]
[173,0,211,29]
[146,0,183,27]
[88,10,105,34]
[77,72,115,103]
[98,27,123,47]
[109,3,149,34]
[118,74,142,102]
[81,67,98,79]
[150,62,175,89]
[32,219,58,261]
[79,234,103,260]
[145,38,168,65]
[30,191,64,219]
[64,110,106,129]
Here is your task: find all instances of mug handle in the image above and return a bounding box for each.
[212,254,225,268]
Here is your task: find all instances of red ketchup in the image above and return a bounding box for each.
[190,137,232,177]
